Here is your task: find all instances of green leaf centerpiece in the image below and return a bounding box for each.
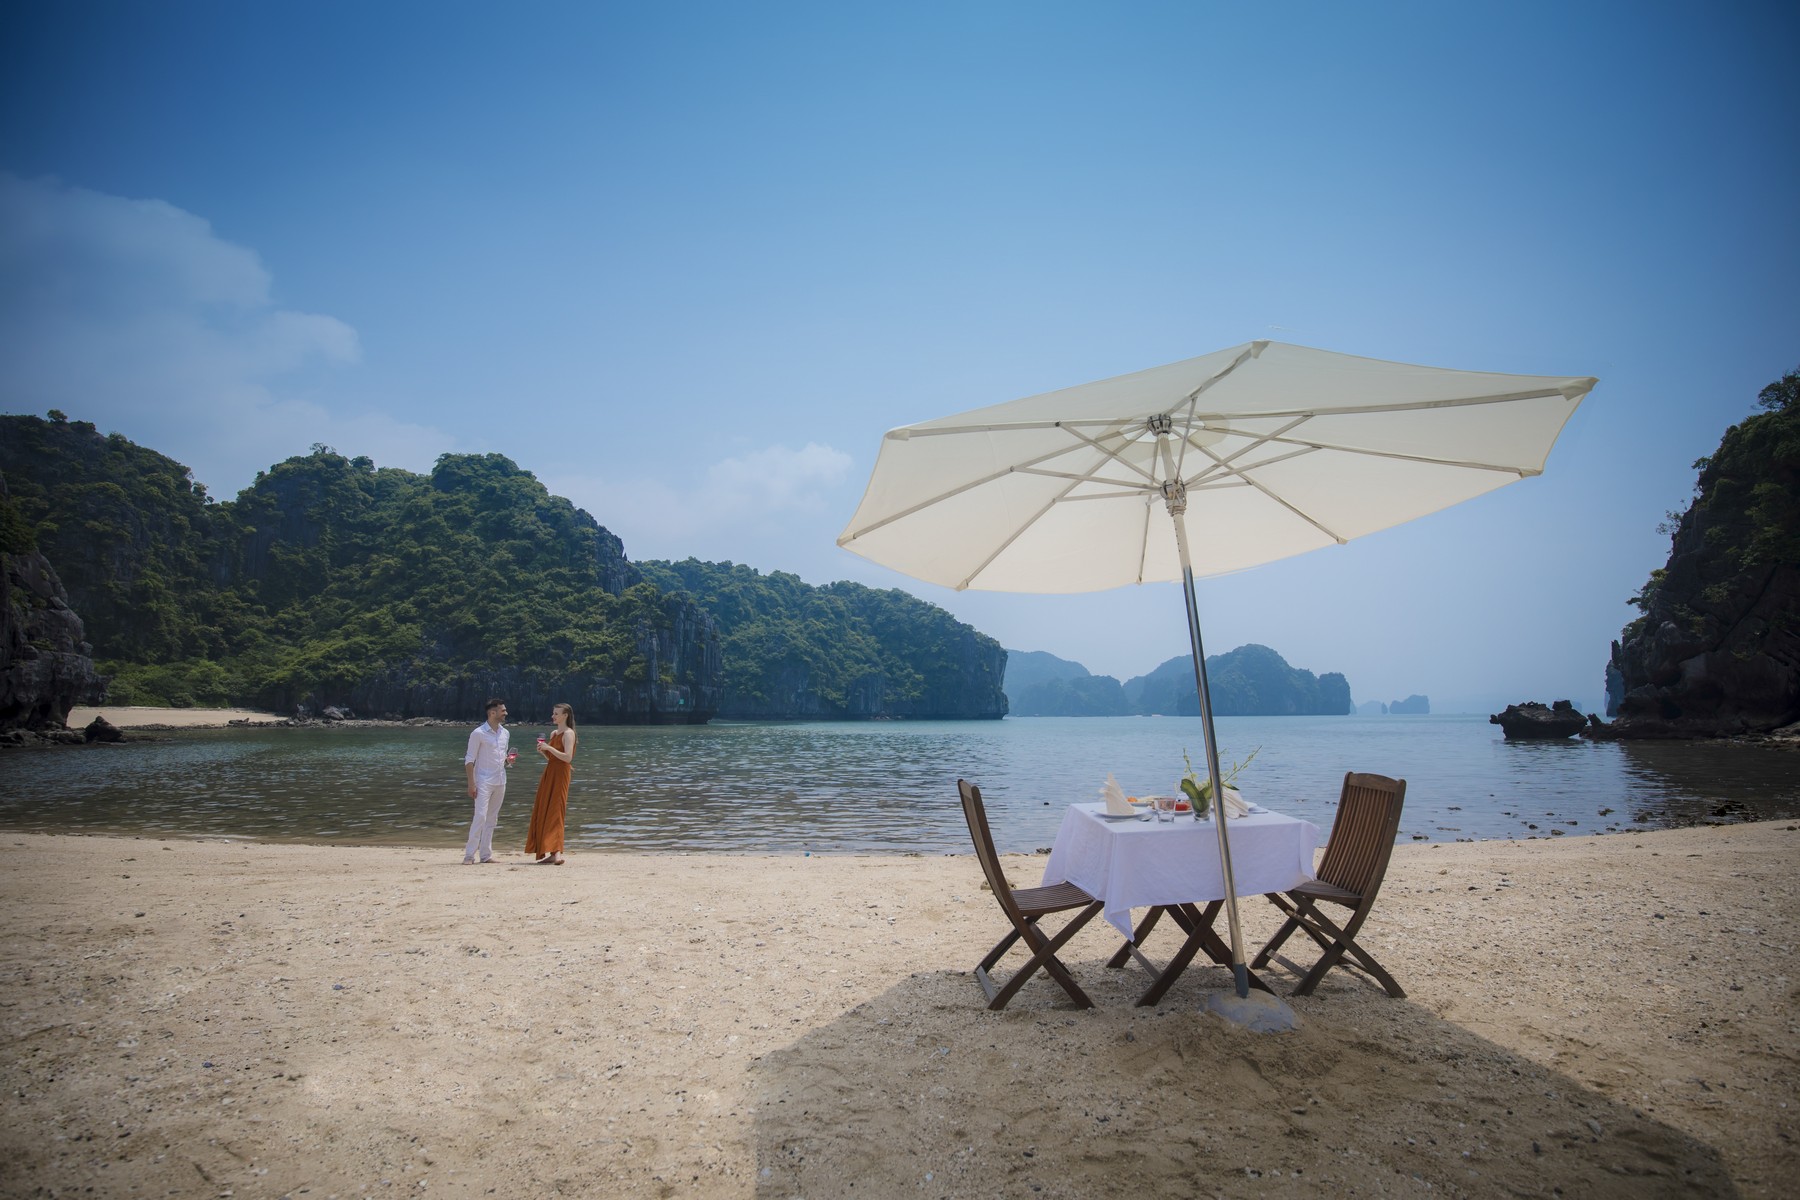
[1179,745,1261,819]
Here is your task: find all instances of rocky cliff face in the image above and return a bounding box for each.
[0,549,107,729]
[714,631,1007,720]
[232,456,723,724]
[846,626,1007,720]
[1,475,105,729]
[1598,370,1800,738]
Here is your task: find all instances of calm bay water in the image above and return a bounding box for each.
[2,715,1795,854]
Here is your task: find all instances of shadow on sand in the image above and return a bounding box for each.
[747,955,1735,1199]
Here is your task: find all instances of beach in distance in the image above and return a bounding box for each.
[1,821,1793,1198]
[67,705,293,728]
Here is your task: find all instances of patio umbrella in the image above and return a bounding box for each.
[837,339,1597,998]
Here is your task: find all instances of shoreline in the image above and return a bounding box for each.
[63,704,441,730]
[1,823,1793,1197]
[65,703,293,729]
[51,703,1800,744]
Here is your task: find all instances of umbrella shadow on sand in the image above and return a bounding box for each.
[746,960,1736,1199]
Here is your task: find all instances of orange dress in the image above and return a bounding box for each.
[524,729,572,855]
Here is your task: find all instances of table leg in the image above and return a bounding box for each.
[1106,905,1168,969]
[1132,901,1273,1005]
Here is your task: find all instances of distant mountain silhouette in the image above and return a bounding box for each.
[1004,643,1352,716]
[1002,650,1128,716]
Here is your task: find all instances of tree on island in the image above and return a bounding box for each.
[1603,367,1800,736]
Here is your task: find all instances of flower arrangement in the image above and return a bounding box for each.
[1178,745,1261,818]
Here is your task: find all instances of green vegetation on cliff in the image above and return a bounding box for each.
[0,414,1008,722]
[1607,368,1800,732]
[638,559,1008,719]
[0,416,711,716]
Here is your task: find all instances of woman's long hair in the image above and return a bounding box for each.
[553,703,576,728]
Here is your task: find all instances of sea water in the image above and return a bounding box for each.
[1,714,1794,853]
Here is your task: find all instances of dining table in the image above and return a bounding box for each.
[1041,801,1321,1004]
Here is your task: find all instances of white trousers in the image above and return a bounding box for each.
[464,776,507,862]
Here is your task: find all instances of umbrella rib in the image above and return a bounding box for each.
[1176,438,1352,544]
[890,382,1580,440]
[1136,495,1152,583]
[1185,386,1581,424]
[837,439,1101,543]
[1055,423,1162,487]
[1169,342,1266,480]
[956,478,1087,590]
[1183,416,1314,488]
[1059,488,1152,501]
[1014,467,1156,491]
[1250,435,1540,475]
[895,417,1159,437]
[882,385,1576,446]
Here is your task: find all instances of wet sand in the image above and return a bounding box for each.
[1,823,1793,1198]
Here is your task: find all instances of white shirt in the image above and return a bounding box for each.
[465,721,511,783]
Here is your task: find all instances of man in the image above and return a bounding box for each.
[463,697,513,864]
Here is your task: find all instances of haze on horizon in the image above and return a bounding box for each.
[2,2,1795,718]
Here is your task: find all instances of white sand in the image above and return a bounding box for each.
[67,704,288,728]
[1,824,1793,1197]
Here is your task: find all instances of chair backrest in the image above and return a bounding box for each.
[1314,772,1407,901]
[958,779,1023,920]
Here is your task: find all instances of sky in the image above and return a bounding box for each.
[2,1,1796,715]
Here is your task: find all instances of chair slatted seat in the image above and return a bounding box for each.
[1252,771,1408,998]
[958,779,1105,1010]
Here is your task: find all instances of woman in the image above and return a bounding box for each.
[524,703,577,865]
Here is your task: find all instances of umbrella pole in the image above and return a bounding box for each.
[1170,510,1251,999]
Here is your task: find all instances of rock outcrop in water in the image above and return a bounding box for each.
[1490,700,1585,740]
[1594,369,1800,739]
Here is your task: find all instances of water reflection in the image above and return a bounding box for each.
[1,717,1794,853]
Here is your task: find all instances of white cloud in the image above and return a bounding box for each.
[545,441,857,566]
[704,442,854,512]
[0,173,446,494]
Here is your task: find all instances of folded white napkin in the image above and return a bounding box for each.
[1218,786,1252,818]
[1099,772,1136,816]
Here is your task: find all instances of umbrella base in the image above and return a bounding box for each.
[1202,988,1299,1033]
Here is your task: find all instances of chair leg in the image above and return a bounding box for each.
[1337,938,1406,998]
[1252,914,1300,968]
[985,903,1103,1010]
[1285,902,1404,999]
[974,929,1023,1003]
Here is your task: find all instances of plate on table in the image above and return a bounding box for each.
[1095,809,1145,821]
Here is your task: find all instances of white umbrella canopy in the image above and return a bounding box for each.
[838,340,1597,1002]
[839,340,1596,593]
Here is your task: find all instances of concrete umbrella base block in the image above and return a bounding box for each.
[1202,989,1300,1033]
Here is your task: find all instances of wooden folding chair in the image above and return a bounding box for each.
[1252,771,1408,997]
[958,779,1105,1010]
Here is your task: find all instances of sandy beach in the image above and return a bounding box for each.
[66,705,291,729]
[1,823,1794,1199]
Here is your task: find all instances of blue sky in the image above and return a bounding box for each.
[2,1,1795,714]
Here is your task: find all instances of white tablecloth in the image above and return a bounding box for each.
[1041,803,1321,939]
